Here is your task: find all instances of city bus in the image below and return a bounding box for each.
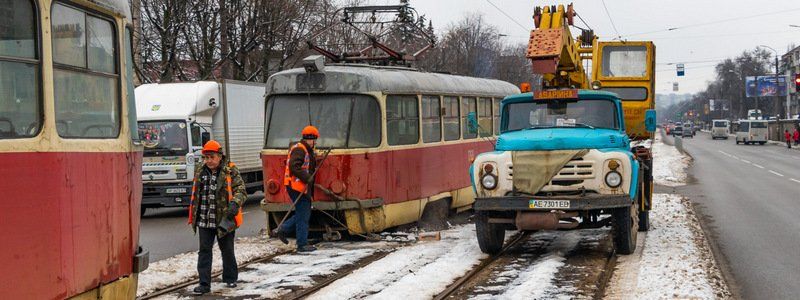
[0,0,147,298]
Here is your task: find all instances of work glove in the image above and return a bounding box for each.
[226,201,239,219]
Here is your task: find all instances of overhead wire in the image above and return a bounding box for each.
[621,7,800,38]
[485,0,530,33]
[599,0,621,40]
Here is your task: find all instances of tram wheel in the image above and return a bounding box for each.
[475,211,504,254]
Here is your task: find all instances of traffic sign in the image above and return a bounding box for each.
[677,63,685,76]
[673,82,679,91]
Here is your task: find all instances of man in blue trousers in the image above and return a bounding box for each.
[272,125,319,252]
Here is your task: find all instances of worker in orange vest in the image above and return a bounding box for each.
[272,125,319,252]
[188,140,246,294]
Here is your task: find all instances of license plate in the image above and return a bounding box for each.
[529,199,570,209]
[166,188,187,194]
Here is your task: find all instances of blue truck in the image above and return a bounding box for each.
[470,90,656,255]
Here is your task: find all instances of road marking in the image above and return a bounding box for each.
[718,150,730,156]
[769,170,784,177]
[791,178,800,184]
[741,159,751,164]
[752,164,765,169]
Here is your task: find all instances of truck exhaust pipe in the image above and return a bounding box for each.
[515,211,579,230]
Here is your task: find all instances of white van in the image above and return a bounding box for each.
[711,119,730,139]
[735,120,768,145]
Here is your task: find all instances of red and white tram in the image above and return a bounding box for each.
[261,64,519,234]
[0,0,147,298]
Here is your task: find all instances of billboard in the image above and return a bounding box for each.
[745,75,787,97]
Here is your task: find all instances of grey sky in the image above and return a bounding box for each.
[369,0,800,94]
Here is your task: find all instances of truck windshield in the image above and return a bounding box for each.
[264,94,381,149]
[751,122,767,128]
[138,121,189,157]
[504,99,618,132]
[713,121,727,127]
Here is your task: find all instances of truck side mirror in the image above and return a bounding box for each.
[201,132,211,146]
[467,112,479,134]
[645,109,657,132]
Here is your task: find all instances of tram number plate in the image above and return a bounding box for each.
[529,200,570,209]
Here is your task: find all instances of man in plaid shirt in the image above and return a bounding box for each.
[188,140,246,295]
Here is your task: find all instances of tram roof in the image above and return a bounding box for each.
[267,64,520,97]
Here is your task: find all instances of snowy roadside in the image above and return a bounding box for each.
[136,235,293,297]
[605,131,731,299]
[652,132,691,187]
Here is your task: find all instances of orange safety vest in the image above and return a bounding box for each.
[188,162,243,227]
[284,142,311,192]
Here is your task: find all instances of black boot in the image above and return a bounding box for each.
[297,245,317,252]
[271,229,288,245]
[193,285,210,294]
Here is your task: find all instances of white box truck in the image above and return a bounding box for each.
[135,80,266,214]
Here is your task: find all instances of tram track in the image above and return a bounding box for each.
[432,231,531,300]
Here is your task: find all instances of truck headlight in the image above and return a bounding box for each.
[481,174,497,190]
[605,171,622,188]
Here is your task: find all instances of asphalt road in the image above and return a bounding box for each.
[140,192,267,262]
[670,131,800,299]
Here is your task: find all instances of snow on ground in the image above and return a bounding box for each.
[307,225,489,300]
[605,135,731,299]
[137,235,292,297]
[470,231,586,300]
[653,131,691,186]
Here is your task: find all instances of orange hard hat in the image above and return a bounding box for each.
[202,140,223,154]
[302,125,319,140]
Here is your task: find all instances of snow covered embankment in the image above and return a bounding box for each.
[605,131,731,299]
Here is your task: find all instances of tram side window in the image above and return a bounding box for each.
[52,3,119,138]
[493,98,500,135]
[421,95,441,143]
[478,97,492,137]
[387,95,419,145]
[462,97,477,139]
[0,0,40,139]
[443,96,460,141]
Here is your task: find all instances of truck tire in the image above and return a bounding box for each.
[475,211,504,254]
[613,202,638,255]
[638,211,650,232]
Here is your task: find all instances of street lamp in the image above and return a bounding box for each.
[727,69,749,119]
[790,24,800,28]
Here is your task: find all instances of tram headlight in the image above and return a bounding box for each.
[481,174,497,190]
[605,171,622,188]
[176,172,188,180]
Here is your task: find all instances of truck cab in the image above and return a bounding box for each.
[135,80,266,215]
[471,90,653,255]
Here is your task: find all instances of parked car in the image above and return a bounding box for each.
[682,123,694,138]
[672,125,683,137]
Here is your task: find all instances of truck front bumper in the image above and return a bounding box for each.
[142,182,193,207]
[474,193,631,211]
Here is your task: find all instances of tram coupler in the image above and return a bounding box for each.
[322,224,342,242]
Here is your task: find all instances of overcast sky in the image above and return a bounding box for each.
[368,0,800,94]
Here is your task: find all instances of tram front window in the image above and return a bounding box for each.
[504,99,619,132]
[265,94,381,148]
[0,0,39,139]
[138,121,189,157]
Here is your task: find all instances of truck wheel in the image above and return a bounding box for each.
[638,211,650,231]
[613,202,638,255]
[759,142,766,145]
[475,211,505,254]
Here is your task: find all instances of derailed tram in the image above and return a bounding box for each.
[0,0,147,298]
[260,64,519,235]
